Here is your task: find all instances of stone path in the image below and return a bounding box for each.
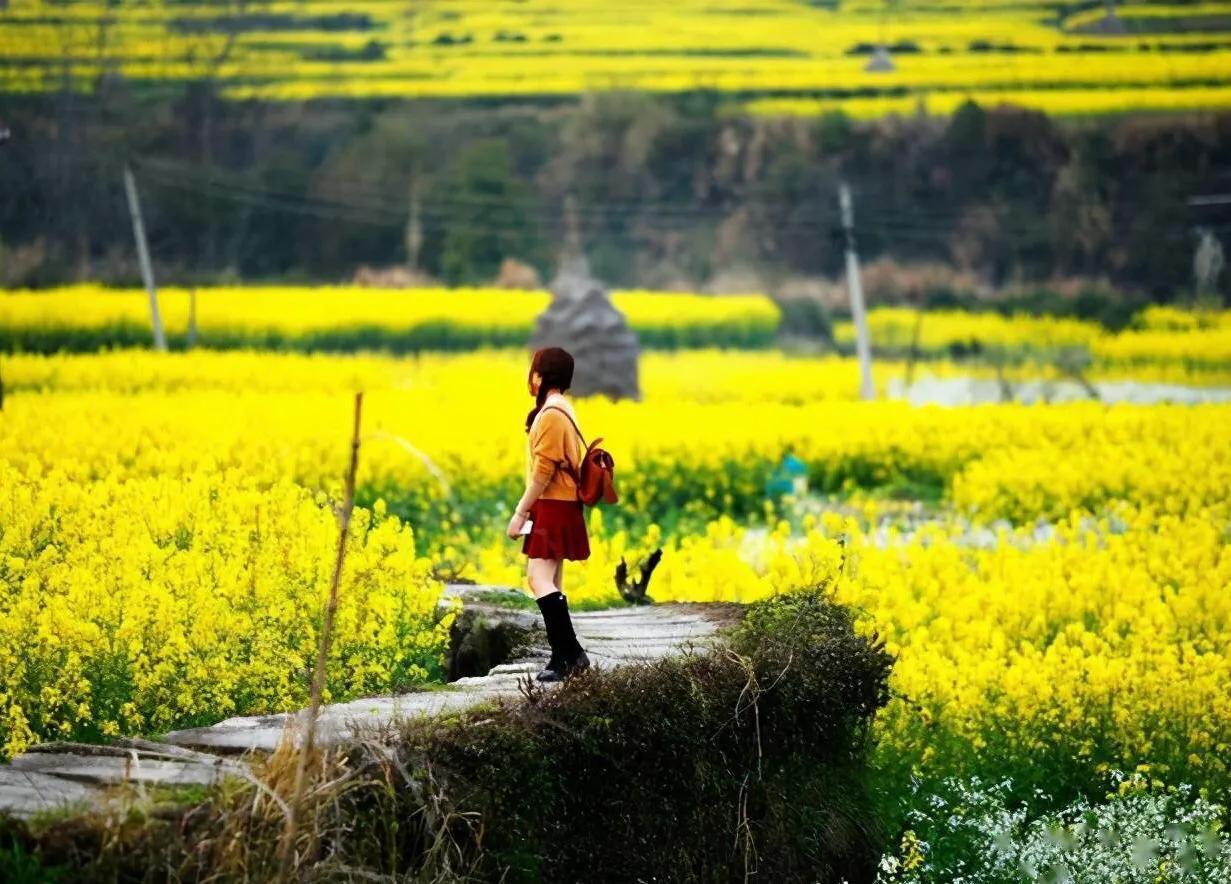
[0,586,734,818]
[889,374,1231,406]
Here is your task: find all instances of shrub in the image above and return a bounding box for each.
[4,587,895,883]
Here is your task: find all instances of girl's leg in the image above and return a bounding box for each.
[527,557,559,599]
[553,559,587,666]
[530,557,562,672]
[529,558,587,679]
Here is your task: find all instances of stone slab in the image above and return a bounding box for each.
[9,753,241,787]
[2,588,739,813]
[0,768,97,818]
[163,602,725,752]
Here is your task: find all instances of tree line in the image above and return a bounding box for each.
[3,85,1230,304]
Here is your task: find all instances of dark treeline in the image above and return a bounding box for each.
[3,84,1231,301]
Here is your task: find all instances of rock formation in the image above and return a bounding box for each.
[529,197,641,400]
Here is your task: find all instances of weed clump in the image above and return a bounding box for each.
[1,587,893,883]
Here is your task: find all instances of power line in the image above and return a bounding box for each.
[130,153,841,219]
[130,154,850,231]
[130,157,1203,254]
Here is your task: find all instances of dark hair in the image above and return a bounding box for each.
[525,347,574,432]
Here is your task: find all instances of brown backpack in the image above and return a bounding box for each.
[541,406,619,506]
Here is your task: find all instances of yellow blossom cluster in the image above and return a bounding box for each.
[845,506,1231,794]
[6,289,1230,384]
[5,0,1231,118]
[1134,305,1231,332]
[3,345,1229,792]
[835,306,1231,378]
[835,307,1101,354]
[0,285,780,351]
[1091,327,1231,372]
[4,350,1227,533]
[0,463,453,758]
[468,398,1231,601]
[472,505,1231,793]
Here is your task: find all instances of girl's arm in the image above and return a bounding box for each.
[507,477,547,538]
[515,477,548,518]
[509,412,564,537]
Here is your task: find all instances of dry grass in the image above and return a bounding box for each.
[1,588,892,883]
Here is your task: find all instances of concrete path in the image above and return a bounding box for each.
[888,374,1231,406]
[0,586,735,818]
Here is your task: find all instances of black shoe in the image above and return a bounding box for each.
[535,591,567,678]
[536,665,565,683]
[534,591,589,682]
[536,650,590,682]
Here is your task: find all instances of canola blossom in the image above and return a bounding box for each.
[1,345,1229,808]
[0,285,781,352]
[472,505,1231,798]
[5,0,1231,118]
[4,349,1229,534]
[1134,304,1231,332]
[6,288,1231,389]
[6,351,1228,540]
[834,307,1102,353]
[0,465,453,758]
[834,306,1231,380]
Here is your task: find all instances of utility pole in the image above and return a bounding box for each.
[405,175,422,273]
[187,287,198,348]
[839,182,875,400]
[1,119,7,406]
[123,164,167,351]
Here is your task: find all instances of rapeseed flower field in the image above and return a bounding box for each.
[835,306,1231,381]
[2,342,1229,818]
[5,0,1231,117]
[0,286,780,351]
[6,286,1231,383]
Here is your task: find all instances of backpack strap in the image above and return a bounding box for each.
[539,405,587,485]
[541,405,587,448]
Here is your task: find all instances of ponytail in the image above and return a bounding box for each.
[525,347,575,432]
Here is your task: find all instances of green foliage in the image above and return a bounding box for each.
[3,93,1222,297]
[0,319,780,355]
[730,587,893,749]
[773,296,834,340]
[0,835,66,884]
[922,285,1147,332]
[395,586,892,882]
[433,139,548,285]
[876,773,1231,883]
[8,588,894,882]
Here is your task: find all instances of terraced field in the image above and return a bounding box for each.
[4,0,1231,116]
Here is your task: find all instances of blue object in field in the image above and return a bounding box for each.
[766,452,810,498]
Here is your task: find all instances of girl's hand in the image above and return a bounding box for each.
[507,511,527,539]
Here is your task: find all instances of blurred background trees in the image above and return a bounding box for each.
[4,86,1231,307]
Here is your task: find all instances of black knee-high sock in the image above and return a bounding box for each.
[556,591,584,658]
[536,591,583,662]
[536,591,566,668]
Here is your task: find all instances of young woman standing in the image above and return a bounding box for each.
[506,346,591,681]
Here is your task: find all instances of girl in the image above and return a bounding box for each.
[506,346,591,682]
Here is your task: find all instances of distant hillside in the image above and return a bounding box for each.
[4,0,1231,116]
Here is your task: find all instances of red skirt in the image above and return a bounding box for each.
[522,498,590,561]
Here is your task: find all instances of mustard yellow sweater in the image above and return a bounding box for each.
[527,394,583,501]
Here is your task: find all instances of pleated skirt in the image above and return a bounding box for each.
[522,498,591,561]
